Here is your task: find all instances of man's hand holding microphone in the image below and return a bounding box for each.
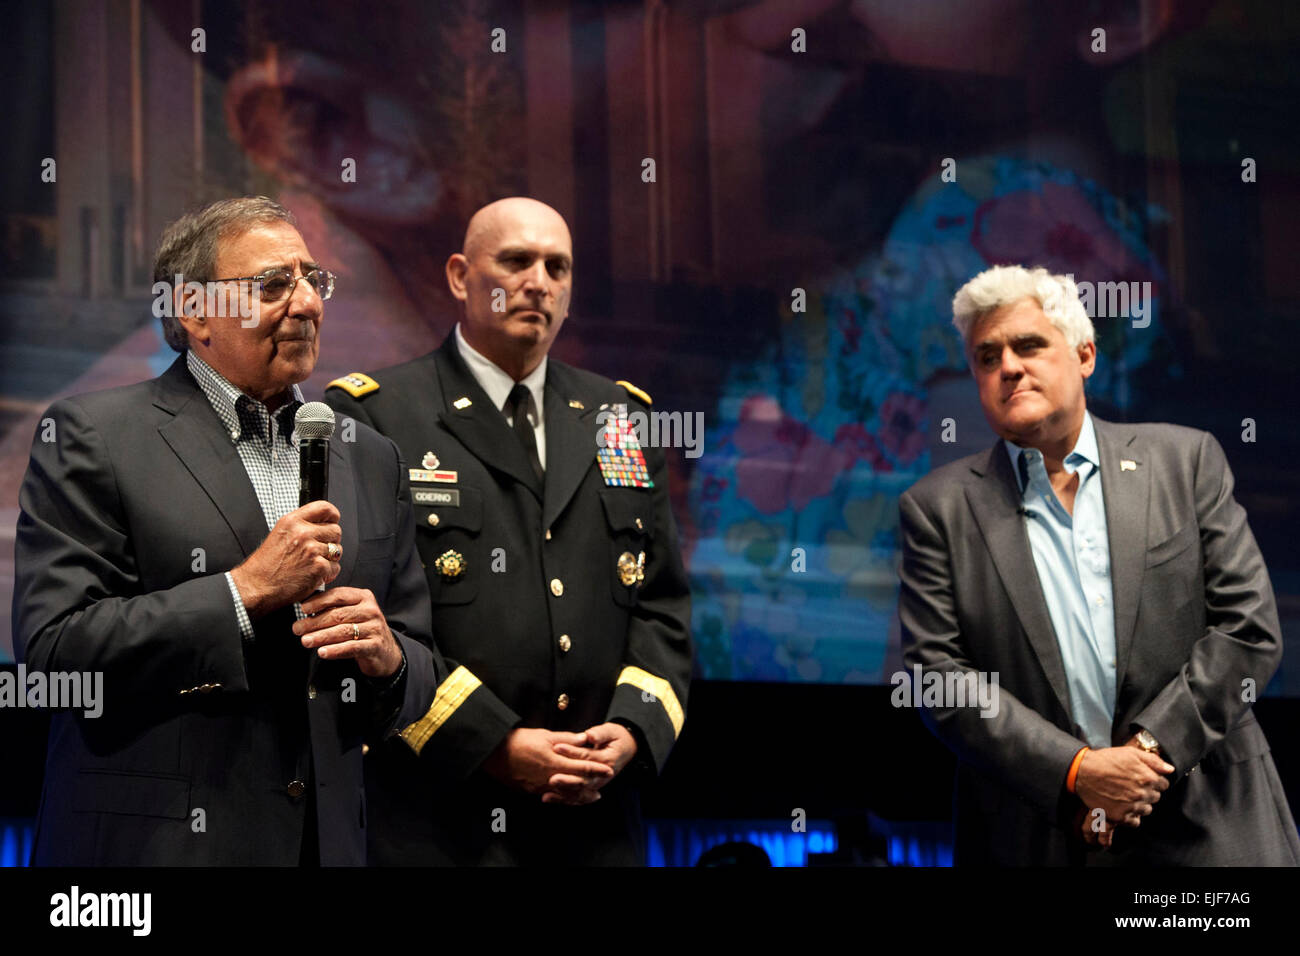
[228,403,403,679]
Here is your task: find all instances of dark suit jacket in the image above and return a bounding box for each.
[12,354,439,866]
[898,415,1299,865]
[325,333,692,865]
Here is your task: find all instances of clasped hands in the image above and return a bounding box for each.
[482,723,638,806]
[1075,734,1175,849]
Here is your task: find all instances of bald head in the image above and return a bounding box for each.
[446,197,574,381]
[463,197,571,261]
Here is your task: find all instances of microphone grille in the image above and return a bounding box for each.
[295,401,336,441]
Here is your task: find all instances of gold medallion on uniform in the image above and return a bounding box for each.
[435,550,466,580]
[617,550,646,587]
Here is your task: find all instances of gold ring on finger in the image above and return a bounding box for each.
[327,542,340,560]
[352,623,360,640]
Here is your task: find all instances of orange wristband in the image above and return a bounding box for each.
[1066,747,1090,793]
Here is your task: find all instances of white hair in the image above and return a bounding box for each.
[951,265,1095,352]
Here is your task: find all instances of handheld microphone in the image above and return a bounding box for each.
[296,402,336,506]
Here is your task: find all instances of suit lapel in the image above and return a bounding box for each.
[965,443,1073,721]
[1092,417,1149,694]
[542,365,598,531]
[432,337,543,501]
[153,358,269,559]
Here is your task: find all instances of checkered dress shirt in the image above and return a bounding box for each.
[186,350,306,641]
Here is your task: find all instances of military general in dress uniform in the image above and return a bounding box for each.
[324,197,692,865]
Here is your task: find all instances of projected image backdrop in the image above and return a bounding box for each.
[2,0,1296,692]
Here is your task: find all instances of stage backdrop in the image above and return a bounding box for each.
[2,0,1297,694]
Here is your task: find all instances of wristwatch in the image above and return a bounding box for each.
[1135,728,1161,754]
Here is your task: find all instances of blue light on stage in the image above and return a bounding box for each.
[864,813,953,866]
[1,820,34,867]
[645,819,838,867]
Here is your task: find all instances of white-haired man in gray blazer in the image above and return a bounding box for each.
[898,264,1299,865]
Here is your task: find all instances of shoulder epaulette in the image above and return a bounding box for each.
[325,372,380,399]
[616,379,652,406]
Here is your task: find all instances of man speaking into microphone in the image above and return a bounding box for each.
[12,197,440,865]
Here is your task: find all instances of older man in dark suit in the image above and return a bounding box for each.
[13,197,439,865]
[899,264,1299,866]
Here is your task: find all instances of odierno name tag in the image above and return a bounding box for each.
[413,488,460,507]
[410,468,458,483]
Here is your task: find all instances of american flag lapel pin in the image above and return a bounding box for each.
[1120,459,1137,472]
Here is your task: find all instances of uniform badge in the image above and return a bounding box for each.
[422,451,440,470]
[325,372,379,399]
[435,550,466,580]
[597,414,654,488]
[617,550,646,587]
[410,468,458,483]
[413,488,459,507]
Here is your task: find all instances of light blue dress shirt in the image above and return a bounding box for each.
[1004,413,1116,748]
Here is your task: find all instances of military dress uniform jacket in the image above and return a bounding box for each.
[12,355,440,865]
[324,333,692,865]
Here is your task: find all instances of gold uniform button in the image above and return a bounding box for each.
[287,780,306,799]
[427,513,440,527]
[558,634,571,653]
[545,528,552,540]
[550,578,564,597]
[557,693,570,711]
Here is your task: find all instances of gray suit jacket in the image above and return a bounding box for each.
[13,355,441,865]
[898,415,1299,865]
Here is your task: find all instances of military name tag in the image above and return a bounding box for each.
[413,488,460,506]
[597,416,654,488]
[410,468,458,483]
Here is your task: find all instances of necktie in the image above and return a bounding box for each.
[505,383,544,481]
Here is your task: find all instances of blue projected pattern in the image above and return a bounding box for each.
[871,815,954,867]
[1,817,956,867]
[886,836,953,867]
[1,820,34,867]
[645,819,838,867]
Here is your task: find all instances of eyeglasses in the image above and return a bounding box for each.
[208,266,336,303]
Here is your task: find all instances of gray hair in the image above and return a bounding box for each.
[152,196,297,351]
[951,265,1095,354]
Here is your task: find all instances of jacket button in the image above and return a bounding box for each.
[545,528,552,540]
[550,578,564,597]
[427,513,440,527]
[557,693,570,711]
[287,780,306,798]
[558,634,571,653]
[307,685,317,700]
